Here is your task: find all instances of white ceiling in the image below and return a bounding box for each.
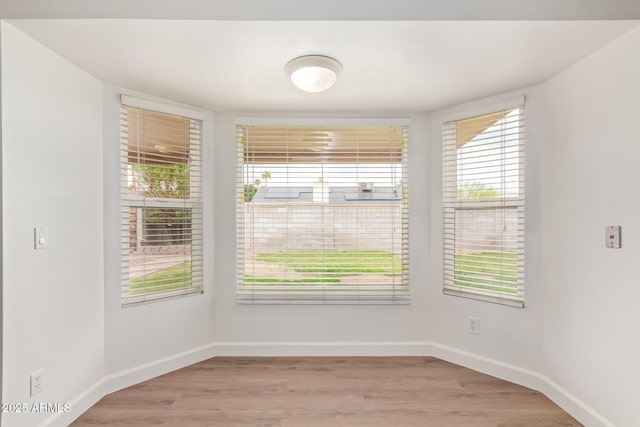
[10,19,639,112]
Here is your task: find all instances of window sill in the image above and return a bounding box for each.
[443,287,524,308]
[236,289,410,305]
[122,288,203,308]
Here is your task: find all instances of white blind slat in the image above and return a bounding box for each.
[120,104,203,306]
[443,106,525,307]
[237,124,409,304]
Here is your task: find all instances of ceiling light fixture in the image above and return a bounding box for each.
[285,55,342,93]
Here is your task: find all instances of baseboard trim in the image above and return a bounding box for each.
[212,341,432,357]
[539,377,614,427]
[214,341,613,427]
[42,341,613,427]
[38,379,105,427]
[40,343,217,427]
[102,342,218,394]
[427,343,613,427]
[429,342,547,391]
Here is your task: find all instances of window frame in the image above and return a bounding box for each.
[119,95,204,306]
[441,97,526,307]
[235,117,410,305]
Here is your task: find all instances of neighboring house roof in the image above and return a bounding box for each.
[251,186,401,204]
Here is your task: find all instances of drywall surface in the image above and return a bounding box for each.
[1,22,104,427]
[213,113,431,347]
[2,15,638,427]
[428,88,544,373]
[0,21,4,419]
[102,85,216,374]
[541,27,640,427]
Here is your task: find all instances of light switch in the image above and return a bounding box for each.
[605,225,621,249]
[34,226,48,250]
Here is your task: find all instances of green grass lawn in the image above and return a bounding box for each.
[247,250,402,285]
[130,261,192,295]
[244,276,341,285]
[454,252,518,294]
[256,251,402,274]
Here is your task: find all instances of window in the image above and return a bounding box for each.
[442,103,525,307]
[120,97,203,305]
[236,123,409,304]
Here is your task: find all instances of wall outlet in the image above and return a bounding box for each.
[605,225,621,248]
[468,316,480,335]
[30,370,44,396]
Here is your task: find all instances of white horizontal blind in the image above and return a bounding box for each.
[443,106,525,307]
[120,104,203,305]
[237,125,409,304]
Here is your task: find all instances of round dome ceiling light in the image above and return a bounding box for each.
[285,55,342,93]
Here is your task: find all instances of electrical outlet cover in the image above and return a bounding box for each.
[467,316,480,335]
[30,370,44,396]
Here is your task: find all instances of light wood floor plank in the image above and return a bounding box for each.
[72,357,581,426]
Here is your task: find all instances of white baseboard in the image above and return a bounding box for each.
[539,377,614,427]
[38,379,105,427]
[212,341,432,357]
[427,342,613,427]
[429,342,548,391]
[40,343,217,427]
[41,341,612,427]
[214,341,613,427]
[102,342,217,393]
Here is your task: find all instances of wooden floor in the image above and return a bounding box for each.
[72,357,581,426]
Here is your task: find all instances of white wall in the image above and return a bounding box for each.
[0,19,4,417]
[428,89,545,373]
[541,27,640,427]
[1,22,104,427]
[102,85,216,376]
[211,112,430,352]
[3,17,640,427]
